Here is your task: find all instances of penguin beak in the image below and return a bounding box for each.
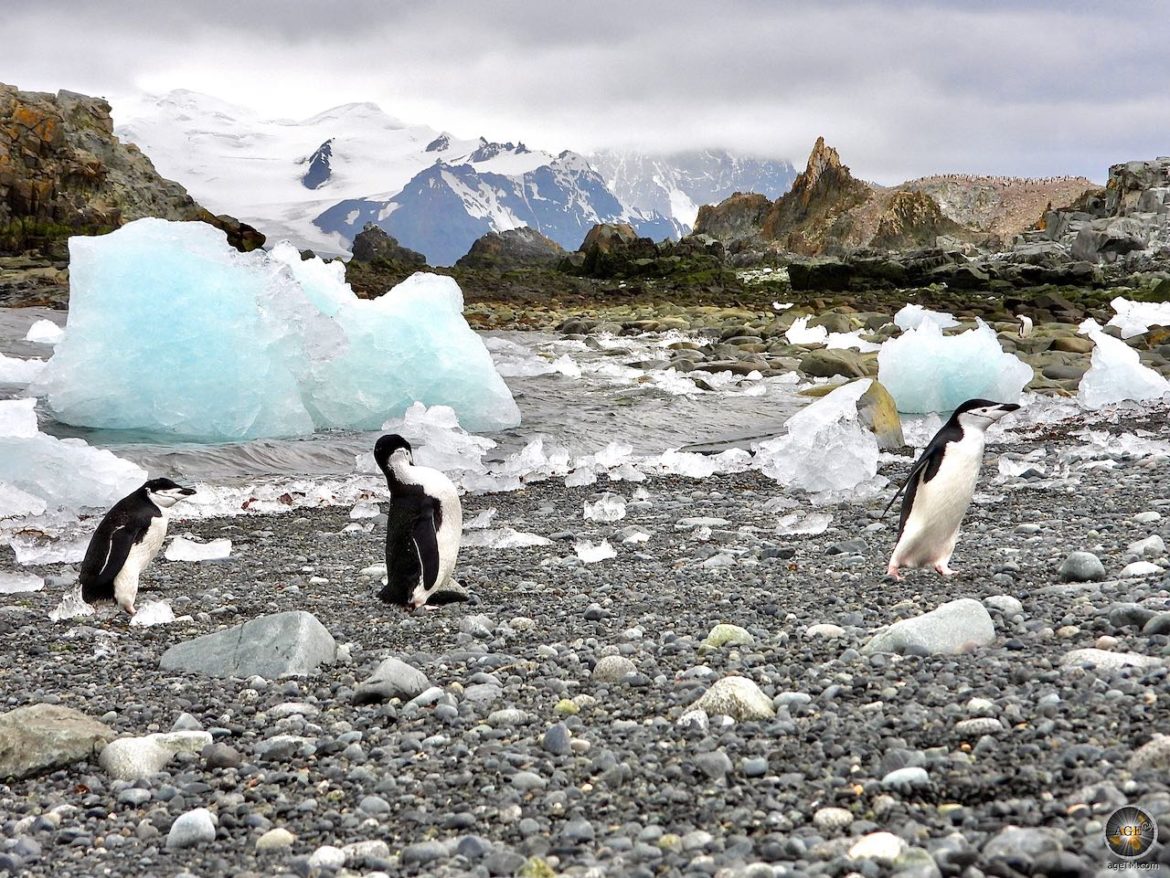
[997,403,1021,414]
[179,486,196,496]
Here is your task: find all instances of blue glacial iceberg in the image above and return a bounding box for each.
[878,320,1032,414]
[34,219,519,441]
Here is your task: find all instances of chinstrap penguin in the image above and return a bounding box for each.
[884,399,1019,580]
[373,433,463,610]
[79,477,196,615]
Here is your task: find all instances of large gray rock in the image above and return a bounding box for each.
[99,730,212,780]
[0,704,115,780]
[352,657,430,705]
[1071,217,1150,263]
[160,611,337,679]
[863,598,995,655]
[456,227,566,269]
[1058,551,1106,582]
[691,675,775,721]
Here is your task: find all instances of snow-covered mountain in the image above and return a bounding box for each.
[114,90,792,265]
[316,153,678,266]
[589,149,798,229]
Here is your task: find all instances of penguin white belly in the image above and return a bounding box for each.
[895,435,984,568]
[114,514,168,612]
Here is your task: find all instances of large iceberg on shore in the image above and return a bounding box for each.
[1106,296,1170,339]
[33,220,519,442]
[878,319,1032,413]
[1077,319,1170,409]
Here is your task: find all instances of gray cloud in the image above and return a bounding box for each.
[3,0,1167,183]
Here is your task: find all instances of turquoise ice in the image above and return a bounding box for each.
[34,220,520,441]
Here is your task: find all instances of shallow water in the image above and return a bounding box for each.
[1,308,803,487]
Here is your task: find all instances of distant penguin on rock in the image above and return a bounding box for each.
[79,477,196,615]
[884,399,1019,580]
[374,434,463,610]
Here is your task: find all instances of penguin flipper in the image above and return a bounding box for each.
[79,512,152,602]
[411,507,442,592]
[887,437,949,538]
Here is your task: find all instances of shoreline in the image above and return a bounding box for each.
[2,406,1169,876]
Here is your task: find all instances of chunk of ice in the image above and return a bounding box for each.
[0,353,45,384]
[0,400,147,515]
[24,319,65,345]
[49,587,96,621]
[827,331,881,353]
[878,320,1032,413]
[464,508,497,529]
[583,493,627,522]
[1077,319,1170,409]
[381,402,496,476]
[462,527,552,548]
[10,532,90,565]
[0,572,44,593]
[575,539,617,563]
[565,468,597,488]
[0,483,48,518]
[34,220,519,441]
[164,537,232,562]
[1106,297,1170,339]
[753,380,882,497]
[128,600,176,626]
[349,501,381,519]
[785,317,828,346]
[894,304,958,331]
[775,512,833,535]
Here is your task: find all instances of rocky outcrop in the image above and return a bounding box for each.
[1013,157,1170,270]
[456,227,565,269]
[350,222,427,267]
[760,137,876,255]
[565,222,726,281]
[694,138,1104,263]
[0,83,263,260]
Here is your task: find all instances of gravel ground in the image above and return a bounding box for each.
[2,408,1170,878]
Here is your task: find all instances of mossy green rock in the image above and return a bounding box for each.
[520,857,557,878]
[701,623,755,651]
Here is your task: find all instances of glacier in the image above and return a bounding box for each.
[878,320,1032,413]
[33,220,519,442]
[1077,318,1170,409]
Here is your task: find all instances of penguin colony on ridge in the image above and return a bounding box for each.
[79,477,196,615]
[884,399,1020,581]
[78,400,1018,615]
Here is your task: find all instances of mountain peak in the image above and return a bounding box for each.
[803,136,845,188]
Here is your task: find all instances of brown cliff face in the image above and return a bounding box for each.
[760,137,875,255]
[0,83,263,259]
[693,192,771,244]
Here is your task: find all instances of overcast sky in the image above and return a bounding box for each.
[5,0,1167,184]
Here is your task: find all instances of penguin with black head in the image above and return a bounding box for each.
[79,477,196,615]
[373,434,463,609]
[884,399,1020,580]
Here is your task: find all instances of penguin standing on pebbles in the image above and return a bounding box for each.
[79,478,196,615]
[374,434,463,610]
[884,399,1019,580]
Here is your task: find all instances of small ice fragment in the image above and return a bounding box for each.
[1077,318,1170,409]
[11,534,89,566]
[464,508,498,529]
[0,353,46,384]
[583,493,627,522]
[775,512,833,535]
[129,600,175,627]
[773,301,793,311]
[50,587,95,621]
[893,304,959,331]
[0,572,44,594]
[349,501,381,519]
[575,539,616,563]
[462,527,552,549]
[164,537,232,562]
[826,331,881,353]
[619,526,651,544]
[654,449,717,478]
[785,316,828,346]
[24,319,65,345]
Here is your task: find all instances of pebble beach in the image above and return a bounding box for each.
[2,401,1170,878]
